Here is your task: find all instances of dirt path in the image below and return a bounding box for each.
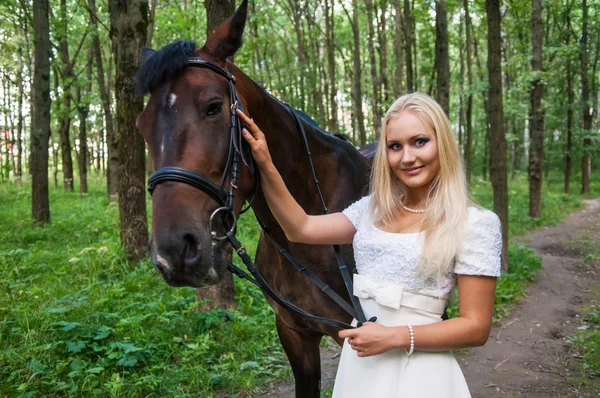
[265,199,600,398]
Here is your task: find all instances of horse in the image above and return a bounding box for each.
[135,1,369,396]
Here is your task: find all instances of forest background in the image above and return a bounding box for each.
[0,0,599,396]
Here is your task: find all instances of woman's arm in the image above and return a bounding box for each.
[237,109,357,245]
[339,275,497,357]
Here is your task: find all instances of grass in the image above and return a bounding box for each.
[0,176,287,397]
[0,171,598,396]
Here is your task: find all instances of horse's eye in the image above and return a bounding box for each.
[207,101,223,117]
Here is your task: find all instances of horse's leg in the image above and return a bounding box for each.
[276,316,322,398]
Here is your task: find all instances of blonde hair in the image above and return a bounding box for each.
[370,92,470,280]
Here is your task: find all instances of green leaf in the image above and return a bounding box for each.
[67,340,86,353]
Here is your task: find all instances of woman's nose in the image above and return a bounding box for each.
[402,147,416,163]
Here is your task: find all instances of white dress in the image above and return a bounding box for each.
[332,195,502,398]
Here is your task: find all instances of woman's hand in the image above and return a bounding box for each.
[338,322,399,357]
[236,109,273,169]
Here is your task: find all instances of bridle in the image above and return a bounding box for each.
[147,57,370,330]
[147,57,254,240]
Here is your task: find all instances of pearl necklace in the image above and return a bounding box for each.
[401,202,425,214]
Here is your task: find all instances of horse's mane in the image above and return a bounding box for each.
[135,39,357,147]
[136,40,197,95]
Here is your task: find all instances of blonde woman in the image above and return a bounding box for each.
[237,92,501,397]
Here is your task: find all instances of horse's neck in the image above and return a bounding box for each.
[232,67,335,213]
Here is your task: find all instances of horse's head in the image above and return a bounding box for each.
[136,0,254,287]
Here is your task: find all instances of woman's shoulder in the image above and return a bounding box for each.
[466,205,501,229]
[341,194,373,229]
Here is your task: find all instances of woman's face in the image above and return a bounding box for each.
[385,111,441,193]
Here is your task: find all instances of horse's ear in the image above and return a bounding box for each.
[141,47,156,64]
[200,0,248,62]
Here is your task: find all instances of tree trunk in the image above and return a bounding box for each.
[58,0,74,192]
[197,0,236,310]
[88,0,118,200]
[463,0,473,185]
[403,0,413,92]
[580,0,592,194]
[108,0,149,261]
[325,0,338,132]
[486,0,509,271]
[435,1,449,116]
[16,33,24,184]
[285,0,306,109]
[147,0,158,47]
[378,0,389,105]
[393,0,404,97]
[76,45,93,195]
[528,0,544,218]
[366,0,381,135]
[31,0,52,223]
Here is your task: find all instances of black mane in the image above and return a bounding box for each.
[136,40,197,95]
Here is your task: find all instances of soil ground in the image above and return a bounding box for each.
[264,199,600,398]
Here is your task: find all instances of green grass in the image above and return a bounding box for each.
[0,177,287,397]
[0,171,597,396]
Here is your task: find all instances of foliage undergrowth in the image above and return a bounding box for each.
[0,177,286,397]
[0,172,597,396]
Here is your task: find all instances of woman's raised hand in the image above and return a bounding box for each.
[236,109,273,169]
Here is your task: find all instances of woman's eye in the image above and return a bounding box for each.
[387,143,401,150]
[207,102,223,116]
[414,138,429,147]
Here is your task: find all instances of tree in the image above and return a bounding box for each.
[435,0,449,116]
[76,45,92,194]
[486,0,509,270]
[529,0,544,218]
[88,0,117,200]
[463,0,474,185]
[366,0,381,134]
[31,0,52,223]
[580,0,592,194]
[403,0,414,92]
[393,0,404,97]
[108,0,149,260]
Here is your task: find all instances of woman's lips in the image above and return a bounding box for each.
[402,166,424,175]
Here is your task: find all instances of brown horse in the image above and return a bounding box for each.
[136,1,368,396]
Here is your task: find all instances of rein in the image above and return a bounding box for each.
[147,57,369,330]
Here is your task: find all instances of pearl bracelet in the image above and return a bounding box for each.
[407,324,415,356]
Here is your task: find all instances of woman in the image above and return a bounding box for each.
[236,92,501,397]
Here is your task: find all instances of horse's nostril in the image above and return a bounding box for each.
[183,233,202,267]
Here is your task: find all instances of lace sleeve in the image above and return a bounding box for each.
[341,195,371,230]
[454,208,502,277]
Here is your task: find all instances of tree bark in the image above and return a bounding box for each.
[403,0,414,92]
[108,0,149,261]
[393,0,404,97]
[463,0,473,185]
[325,0,338,132]
[88,0,117,200]
[366,0,381,135]
[76,45,93,194]
[435,0,449,116]
[378,0,389,105]
[147,0,158,47]
[528,0,544,218]
[16,29,24,184]
[580,0,592,194]
[31,0,52,223]
[486,0,509,271]
[58,0,75,192]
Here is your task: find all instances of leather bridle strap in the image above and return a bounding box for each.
[148,166,227,207]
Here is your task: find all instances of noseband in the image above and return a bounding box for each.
[147,57,254,239]
[146,58,369,330]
